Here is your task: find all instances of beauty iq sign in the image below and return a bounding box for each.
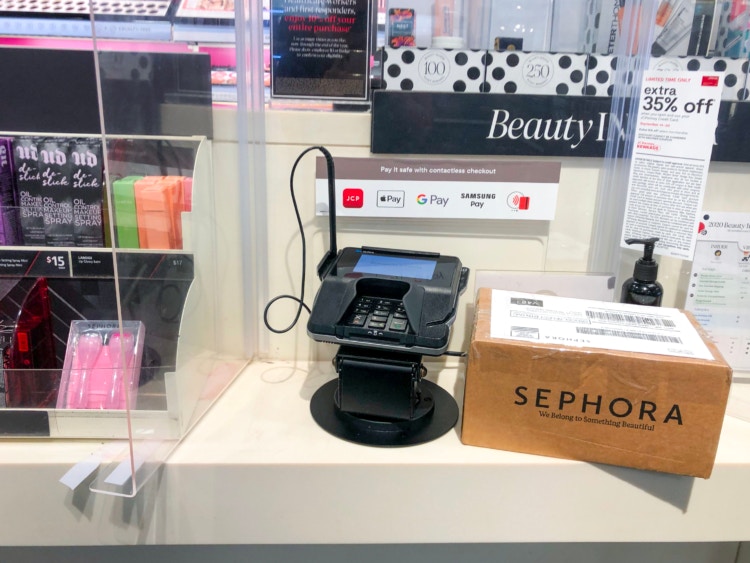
[370,91,750,163]
[271,0,370,100]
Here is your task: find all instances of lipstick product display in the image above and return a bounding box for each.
[0,277,59,408]
[57,320,145,410]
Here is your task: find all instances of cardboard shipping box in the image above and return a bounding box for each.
[461,288,733,478]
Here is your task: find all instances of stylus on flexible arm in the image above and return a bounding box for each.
[315,146,338,280]
[264,145,337,333]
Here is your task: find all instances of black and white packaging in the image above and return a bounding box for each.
[12,136,44,246]
[381,47,487,92]
[70,138,104,247]
[38,137,74,247]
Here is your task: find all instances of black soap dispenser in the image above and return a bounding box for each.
[621,237,663,307]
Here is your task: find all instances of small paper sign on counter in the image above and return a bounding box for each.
[622,70,723,260]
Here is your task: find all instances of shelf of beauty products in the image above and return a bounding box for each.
[0,0,239,43]
[0,132,245,446]
[377,10,745,101]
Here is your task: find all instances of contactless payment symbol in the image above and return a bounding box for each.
[378,190,404,208]
[507,191,530,210]
[343,188,364,208]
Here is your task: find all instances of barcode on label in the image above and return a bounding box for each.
[585,310,676,328]
[576,326,682,344]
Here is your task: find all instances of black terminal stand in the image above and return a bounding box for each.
[309,346,459,447]
[305,147,465,447]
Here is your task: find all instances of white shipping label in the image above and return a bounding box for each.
[490,289,715,360]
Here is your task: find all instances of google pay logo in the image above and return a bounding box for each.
[416,194,428,204]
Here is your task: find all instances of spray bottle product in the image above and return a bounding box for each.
[620,237,663,307]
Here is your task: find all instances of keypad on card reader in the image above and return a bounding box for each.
[345,297,410,333]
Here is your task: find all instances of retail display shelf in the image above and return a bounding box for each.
[0,248,194,280]
[0,10,236,43]
[0,15,173,40]
[0,0,172,17]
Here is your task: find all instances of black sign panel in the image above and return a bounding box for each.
[0,250,70,278]
[371,91,750,163]
[271,0,371,100]
[115,252,194,280]
[71,252,115,278]
[0,48,213,138]
[0,410,50,437]
[0,250,195,280]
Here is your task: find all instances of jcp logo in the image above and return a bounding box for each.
[419,52,450,85]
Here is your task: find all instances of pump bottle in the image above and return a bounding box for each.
[620,237,663,307]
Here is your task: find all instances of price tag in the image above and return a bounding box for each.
[0,251,36,276]
[0,251,72,277]
[71,252,115,278]
[154,254,195,280]
[29,252,71,277]
[115,252,194,280]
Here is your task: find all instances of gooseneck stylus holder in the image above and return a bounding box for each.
[306,147,464,447]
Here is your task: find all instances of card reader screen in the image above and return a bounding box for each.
[353,254,436,280]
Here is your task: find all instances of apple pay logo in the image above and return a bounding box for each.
[377,190,404,208]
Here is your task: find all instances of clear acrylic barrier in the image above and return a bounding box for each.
[0,129,246,496]
[84,3,248,495]
[0,2,248,497]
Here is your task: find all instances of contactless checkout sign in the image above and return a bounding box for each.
[314,157,560,220]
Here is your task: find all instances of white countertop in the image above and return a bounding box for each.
[3,360,750,546]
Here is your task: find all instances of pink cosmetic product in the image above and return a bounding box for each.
[86,342,112,410]
[68,331,102,409]
[106,331,135,410]
[58,320,145,410]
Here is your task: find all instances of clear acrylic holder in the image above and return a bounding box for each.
[0,131,247,497]
[57,320,145,411]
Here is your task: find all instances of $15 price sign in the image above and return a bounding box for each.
[37,251,70,276]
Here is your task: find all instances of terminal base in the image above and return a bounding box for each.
[310,346,459,447]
